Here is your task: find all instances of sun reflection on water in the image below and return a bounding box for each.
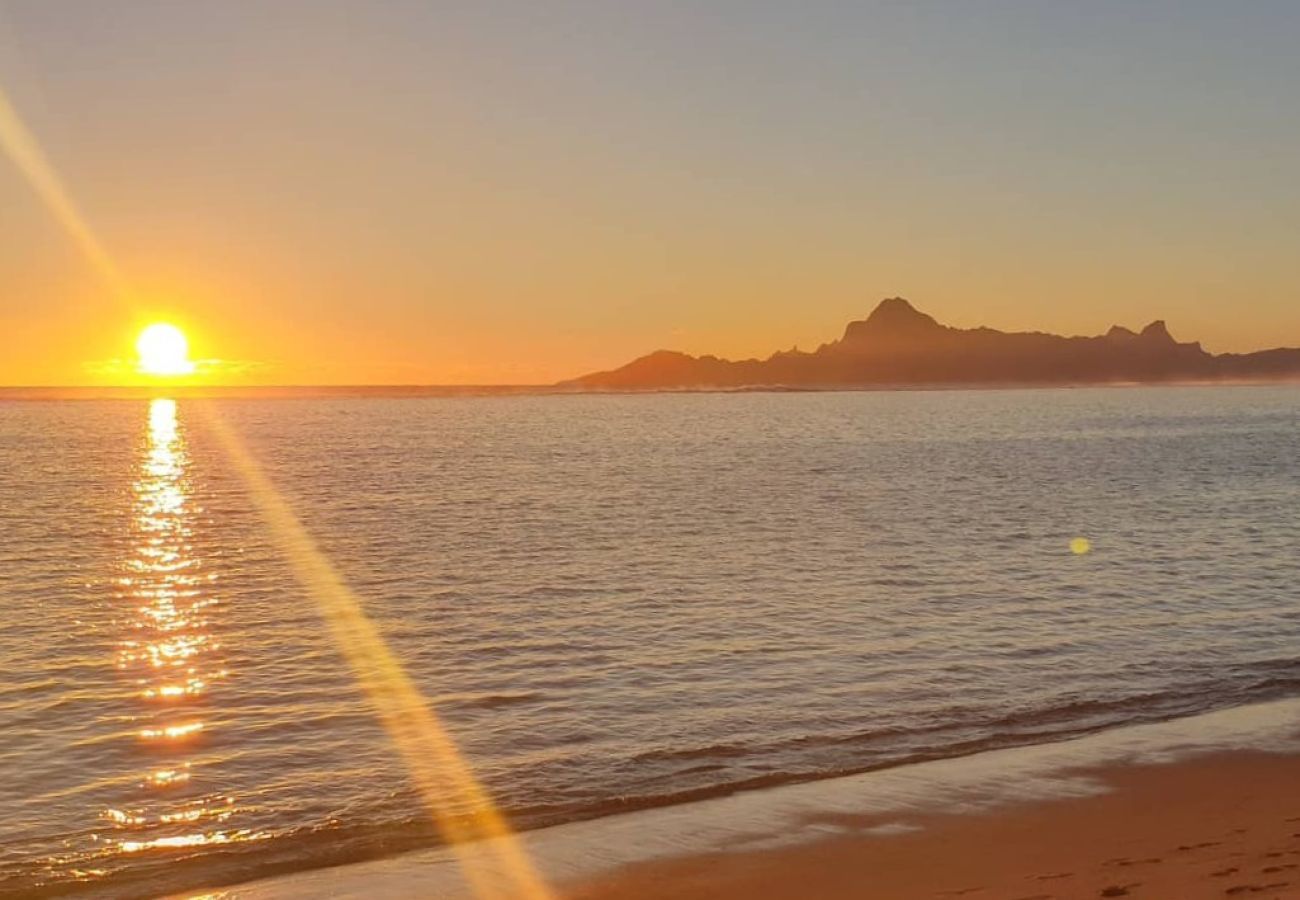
[99,399,251,861]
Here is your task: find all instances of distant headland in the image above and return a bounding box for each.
[561,298,1300,390]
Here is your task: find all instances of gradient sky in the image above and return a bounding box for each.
[1,0,1297,385]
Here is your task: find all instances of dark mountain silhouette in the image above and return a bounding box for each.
[562,298,1300,389]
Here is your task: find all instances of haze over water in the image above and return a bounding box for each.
[1,386,1297,898]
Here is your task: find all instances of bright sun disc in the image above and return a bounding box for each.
[136,323,195,376]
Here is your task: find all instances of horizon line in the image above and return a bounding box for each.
[2,379,1296,399]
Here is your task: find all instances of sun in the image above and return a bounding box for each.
[136,323,196,376]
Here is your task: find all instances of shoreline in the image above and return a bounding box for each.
[182,697,1300,900]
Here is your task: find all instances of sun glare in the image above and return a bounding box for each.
[136,323,195,377]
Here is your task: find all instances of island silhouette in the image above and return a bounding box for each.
[562,298,1300,390]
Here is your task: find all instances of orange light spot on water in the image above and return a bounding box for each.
[119,829,266,853]
[103,808,146,827]
[158,797,234,825]
[146,767,191,787]
[140,721,204,741]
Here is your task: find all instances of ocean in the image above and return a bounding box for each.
[0,386,1296,898]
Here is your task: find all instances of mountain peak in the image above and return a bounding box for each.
[844,297,942,342]
[1140,320,1174,343]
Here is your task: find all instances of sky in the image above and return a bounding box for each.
[0,0,1297,385]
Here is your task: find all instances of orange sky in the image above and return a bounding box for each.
[1,3,1298,386]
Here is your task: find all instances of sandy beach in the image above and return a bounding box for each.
[567,752,1300,900]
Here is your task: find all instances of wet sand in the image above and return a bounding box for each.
[565,752,1300,900]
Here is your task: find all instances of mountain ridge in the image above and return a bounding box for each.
[561,298,1300,389]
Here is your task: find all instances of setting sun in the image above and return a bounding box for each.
[135,323,195,377]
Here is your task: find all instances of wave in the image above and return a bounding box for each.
[435,691,548,711]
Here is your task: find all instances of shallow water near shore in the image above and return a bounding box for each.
[1,386,1297,898]
[202,697,1300,899]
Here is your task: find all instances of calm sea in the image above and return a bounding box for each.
[1,387,1296,898]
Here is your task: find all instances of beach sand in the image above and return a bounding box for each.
[566,752,1300,900]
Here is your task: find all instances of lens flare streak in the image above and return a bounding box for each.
[0,86,130,301]
[202,407,554,900]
